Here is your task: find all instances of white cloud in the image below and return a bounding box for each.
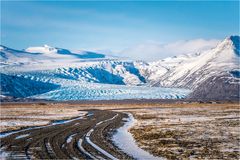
[118,38,220,61]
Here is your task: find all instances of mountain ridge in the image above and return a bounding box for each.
[25,45,106,59]
[1,35,239,101]
[140,35,239,89]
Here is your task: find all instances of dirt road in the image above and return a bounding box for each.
[0,110,131,159]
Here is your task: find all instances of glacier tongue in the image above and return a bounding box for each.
[32,81,190,101]
[1,70,190,101]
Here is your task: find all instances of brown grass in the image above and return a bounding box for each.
[128,103,240,159]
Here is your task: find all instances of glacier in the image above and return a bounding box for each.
[1,35,239,101]
[33,82,190,101]
[0,70,190,101]
[0,44,190,101]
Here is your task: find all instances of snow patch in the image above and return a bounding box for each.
[112,113,163,160]
[15,134,30,139]
[66,133,77,143]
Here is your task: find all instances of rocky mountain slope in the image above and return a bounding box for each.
[139,36,239,89]
[138,35,240,100]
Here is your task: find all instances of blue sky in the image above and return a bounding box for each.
[1,1,239,60]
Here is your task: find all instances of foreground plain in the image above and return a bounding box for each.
[0,101,239,159]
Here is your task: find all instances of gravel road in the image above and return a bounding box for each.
[0,109,132,159]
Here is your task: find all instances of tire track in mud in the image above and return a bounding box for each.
[0,109,131,160]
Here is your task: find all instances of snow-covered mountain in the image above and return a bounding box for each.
[0,35,239,101]
[138,36,239,89]
[1,45,148,86]
[25,45,106,59]
[0,45,110,70]
[137,35,239,100]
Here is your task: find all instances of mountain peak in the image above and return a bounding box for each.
[213,35,240,55]
[43,44,52,48]
[25,45,58,54]
[229,35,240,54]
